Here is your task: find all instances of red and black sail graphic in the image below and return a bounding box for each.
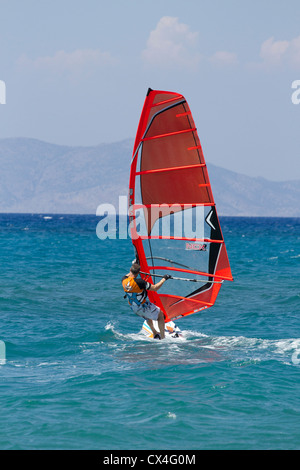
[129,89,233,322]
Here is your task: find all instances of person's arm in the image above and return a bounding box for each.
[148,275,171,292]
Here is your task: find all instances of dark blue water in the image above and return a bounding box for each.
[0,214,299,450]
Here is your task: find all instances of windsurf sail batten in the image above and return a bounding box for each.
[141,271,224,284]
[129,89,233,322]
[136,163,207,175]
[146,267,231,281]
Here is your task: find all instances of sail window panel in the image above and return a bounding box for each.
[133,174,142,205]
[142,239,211,280]
[130,145,143,205]
[147,205,205,240]
[129,205,148,238]
[145,204,216,240]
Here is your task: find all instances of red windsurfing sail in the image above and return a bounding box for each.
[129,88,233,322]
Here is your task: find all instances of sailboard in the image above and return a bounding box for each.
[142,320,182,339]
[129,88,233,329]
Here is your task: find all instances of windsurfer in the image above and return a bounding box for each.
[122,263,171,339]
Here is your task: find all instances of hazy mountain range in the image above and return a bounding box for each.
[0,137,299,217]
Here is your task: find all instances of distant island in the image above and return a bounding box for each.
[0,137,299,217]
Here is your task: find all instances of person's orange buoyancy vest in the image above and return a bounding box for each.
[122,276,148,307]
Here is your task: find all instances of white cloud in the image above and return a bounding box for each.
[259,35,300,68]
[209,50,238,66]
[289,35,300,68]
[17,48,116,73]
[142,16,201,68]
[260,37,289,65]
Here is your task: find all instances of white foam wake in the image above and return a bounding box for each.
[103,322,300,364]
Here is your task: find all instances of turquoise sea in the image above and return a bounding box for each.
[0,213,299,451]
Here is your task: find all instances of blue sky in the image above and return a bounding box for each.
[0,0,300,180]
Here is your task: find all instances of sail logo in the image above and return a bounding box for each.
[185,242,207,251]
[0,80,6,104]
[291,80,300,105]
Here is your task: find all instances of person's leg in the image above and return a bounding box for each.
[142,302,165,339]
[157,311,165,339]
[146,319,159,337]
